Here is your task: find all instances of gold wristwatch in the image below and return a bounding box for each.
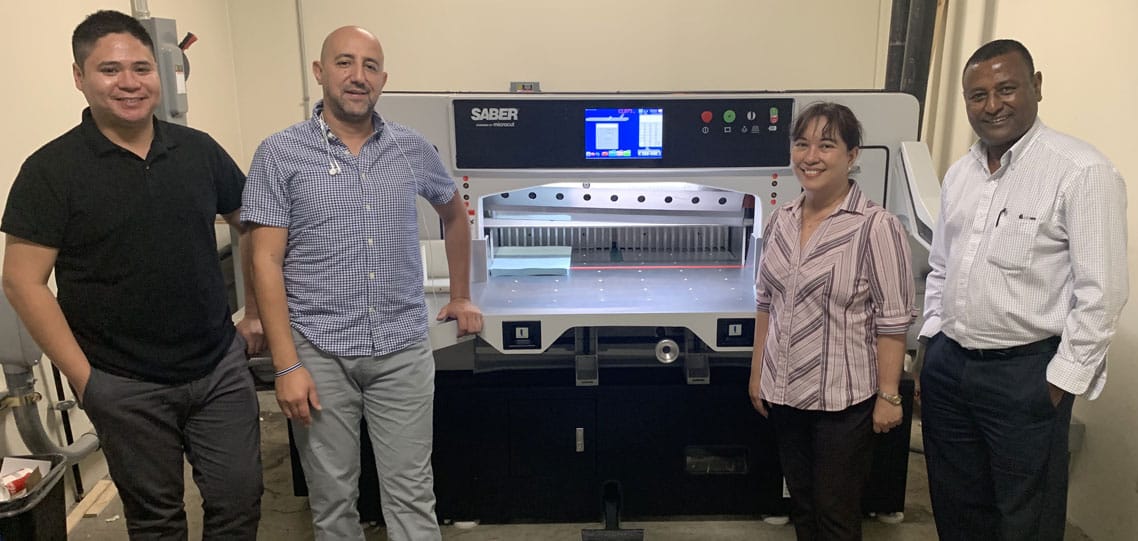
[877,390,902,406]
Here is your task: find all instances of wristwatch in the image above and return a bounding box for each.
[877,390,902,406]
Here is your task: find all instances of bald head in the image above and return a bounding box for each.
[320,26,383,65]
[313,25,388,129]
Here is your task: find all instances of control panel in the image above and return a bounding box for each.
[452,98,794,170]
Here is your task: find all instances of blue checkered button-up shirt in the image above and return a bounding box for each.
[242,102,458,357]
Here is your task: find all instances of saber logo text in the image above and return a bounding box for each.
[470,108,519,121]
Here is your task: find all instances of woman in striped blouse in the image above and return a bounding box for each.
[748,102,917,541]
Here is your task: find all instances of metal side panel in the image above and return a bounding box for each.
[899,141,940,246]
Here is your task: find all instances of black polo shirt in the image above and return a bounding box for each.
[2,109,243,384]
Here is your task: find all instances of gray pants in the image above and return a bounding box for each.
[291,331,440,541]
[83,335,263,540]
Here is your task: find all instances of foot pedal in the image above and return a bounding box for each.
[580,481,645,541]
[581,530,645,541]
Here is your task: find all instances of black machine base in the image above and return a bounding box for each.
[287,366,915,525]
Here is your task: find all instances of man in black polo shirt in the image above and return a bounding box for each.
[1,10,265,539]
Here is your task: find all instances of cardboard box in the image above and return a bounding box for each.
[0,454,66,541]
[0,457,52,502]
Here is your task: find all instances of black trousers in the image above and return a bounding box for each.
[768,397,876,541]
[921,332,1072,541]
[83,335,263,540]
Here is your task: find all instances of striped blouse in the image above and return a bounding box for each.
[755,182,916,411]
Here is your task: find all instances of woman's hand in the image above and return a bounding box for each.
[873,397,902,433]
[748,368,768,417]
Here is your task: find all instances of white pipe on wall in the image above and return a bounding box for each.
[296,0,312,118]
[131,0,150,20]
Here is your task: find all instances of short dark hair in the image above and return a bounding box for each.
[72,10,154,68]
[964,39,1035,77]
[791,102,863,150]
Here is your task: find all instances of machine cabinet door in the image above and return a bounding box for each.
[433,387,509,523]
[596,374,783,517]
[507,396,597,521]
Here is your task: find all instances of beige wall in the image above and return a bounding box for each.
[297,0,892,92]
[926,1,1138,539]
[227,0,307,168]
[228,0,894,149]
[0,0,245,505]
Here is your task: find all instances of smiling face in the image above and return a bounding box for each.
[962,51,1042,159]
[72,32,160,130]
[791,117,859,195]
[313,27,388,127]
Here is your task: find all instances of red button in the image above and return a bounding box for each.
[700,111,713,124]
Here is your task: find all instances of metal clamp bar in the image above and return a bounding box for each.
[1,391,43,410]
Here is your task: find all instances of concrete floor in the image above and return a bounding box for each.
[67,391,1092,540]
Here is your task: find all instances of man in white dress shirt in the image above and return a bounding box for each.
[919,39,1128,541]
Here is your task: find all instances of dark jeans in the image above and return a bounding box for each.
[83,335,263,540]
[768,397,876,541]
[920,332,1072,541]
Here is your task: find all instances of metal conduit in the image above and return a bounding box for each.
[2,289,100,467]
[3,364,99,466]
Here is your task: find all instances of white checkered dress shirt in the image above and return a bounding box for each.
[921,119,1128,398]
[242,102,458,357]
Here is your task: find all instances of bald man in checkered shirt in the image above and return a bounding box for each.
[242,26,482,541]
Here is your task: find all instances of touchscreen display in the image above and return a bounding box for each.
[584,107,663,160]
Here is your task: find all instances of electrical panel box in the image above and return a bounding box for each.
[138,17,189,125]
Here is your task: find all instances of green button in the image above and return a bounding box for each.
[723,110,736,123]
